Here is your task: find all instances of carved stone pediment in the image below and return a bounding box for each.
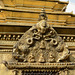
[12,19,70,63]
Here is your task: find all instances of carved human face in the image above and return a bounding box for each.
[38,20,47,33]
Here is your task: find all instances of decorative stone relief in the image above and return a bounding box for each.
[12,19,70,63]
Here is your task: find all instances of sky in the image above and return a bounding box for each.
[60,0,75,14]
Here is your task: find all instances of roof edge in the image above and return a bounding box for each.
[0,7,75,16]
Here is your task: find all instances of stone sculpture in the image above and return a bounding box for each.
[12,19,70,63]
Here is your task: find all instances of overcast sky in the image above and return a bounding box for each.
[60,0,75,14]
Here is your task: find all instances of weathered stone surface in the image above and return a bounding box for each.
[13,19,70,63]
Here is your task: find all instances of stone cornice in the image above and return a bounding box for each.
[4,62,75,69]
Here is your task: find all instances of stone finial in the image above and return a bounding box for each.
[39,8,47,21]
